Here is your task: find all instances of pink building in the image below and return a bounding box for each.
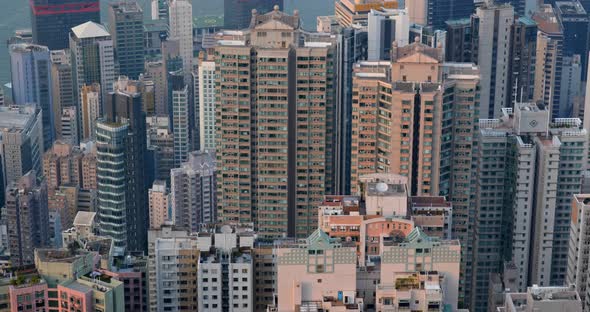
[149,180,170,229]
[57,281,92,311]
[274,229,363,312]
[8,277,49,312]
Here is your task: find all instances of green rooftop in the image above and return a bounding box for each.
[194,15,224,29]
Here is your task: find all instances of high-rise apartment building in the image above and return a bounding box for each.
[472,2,514,118]
[335,0,398,27]
[59,106,79,146]
[69,21,115,106]
[42,141,97,191]
[169,74,190,166]
[145,61,167,116]
[80,83,101,141]
[3,171,49,266]
[224,0,284,30]
[147,226,199,312]
[533,5,564,118]
[30,0,100,50]
[168,0,193,77]
[472,102,587,311]
[367,9,409,61]
[97,78,149,254]
[198,58,216,152]
[9,43,54,149]
[147,116,175,181]
[568,194,590,310]
[509,17,537,105]
[215,7,336,238]
[171,151,216,232]
[50,49,75,137]
[555,1,589,81]
[149,180,170,229]
[0,105,44,203]
[560,55,582,117]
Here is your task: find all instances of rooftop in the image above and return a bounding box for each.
[556,1,587,15]
[366,182,406,197]
[73,211,96,227]
[72,21,110,39]
[35,249,88,264]
[9,43,49,54]
[250,5,300,30]
[0,105,39,131]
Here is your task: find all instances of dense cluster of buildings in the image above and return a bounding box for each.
[2,0,590,311]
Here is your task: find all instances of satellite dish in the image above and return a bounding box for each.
[376,182,389,193]
[220,225,232,234]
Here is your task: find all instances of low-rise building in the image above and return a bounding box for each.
[499,285,582,312]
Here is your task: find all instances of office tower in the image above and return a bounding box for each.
[215,8,336,238]
[9,43,54,150]
[555,1,589,81]
[472,3,514,118]
[532,5,564,119]
[445,18,472,63]
[171,151,216,232]
[273,229,361,311]
[168,0,193,77]
[406,0,474,29]
[151,0,169,21]
[139,74,156,115]
[30,0,100,50]
[145,20,167,58]
[568,194,590,310]
[149,180,170,229]
[224,0,284,29]
[198,58,216,152]
[109,1,144,80]
[334,26,368,195]
[509,17,537,105]
[560,55,582,117]
[50,50,75,138]
[59,107,79,146]
[501,286,583,311]
[80,83,101,141]
[196,226,254,311]
[335,0,398,27]
[147,226,199,312]
[145,61,167,116]
[69,21,115,106]
[409,24,447,49]
[0,105,44,199]
[367,9,409,61]
[147,116,174,181]
[97,78,149,254]
[4,171,49,266]
[169,73,190,166]
[472,103,587,311]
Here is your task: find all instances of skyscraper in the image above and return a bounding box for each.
[148,180,170,229]
[472,2,514,118]
[4,171,49,266]
[215,7,336,238]
[170,151,216,232]
[97,77,149,254]
[472,103,587,311]
[30,0,100,50]
[59,107,78,146]
[367,9,409,61]
[224,0,284,29]
[109,1,144,80]
[10,43,54,150]
[69,21,116,106]
[532,5,564,118]
[50,50,75,139]
[406,0,474,29]
[197,58,216,152]
[335,0,398,27]
[555,0,589,80]
[169,72,190,166]
[508,17,537,105]
[334,26,368,195]
[168,0,193,77]
[80,83,101,141]
[0,105,44,204]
